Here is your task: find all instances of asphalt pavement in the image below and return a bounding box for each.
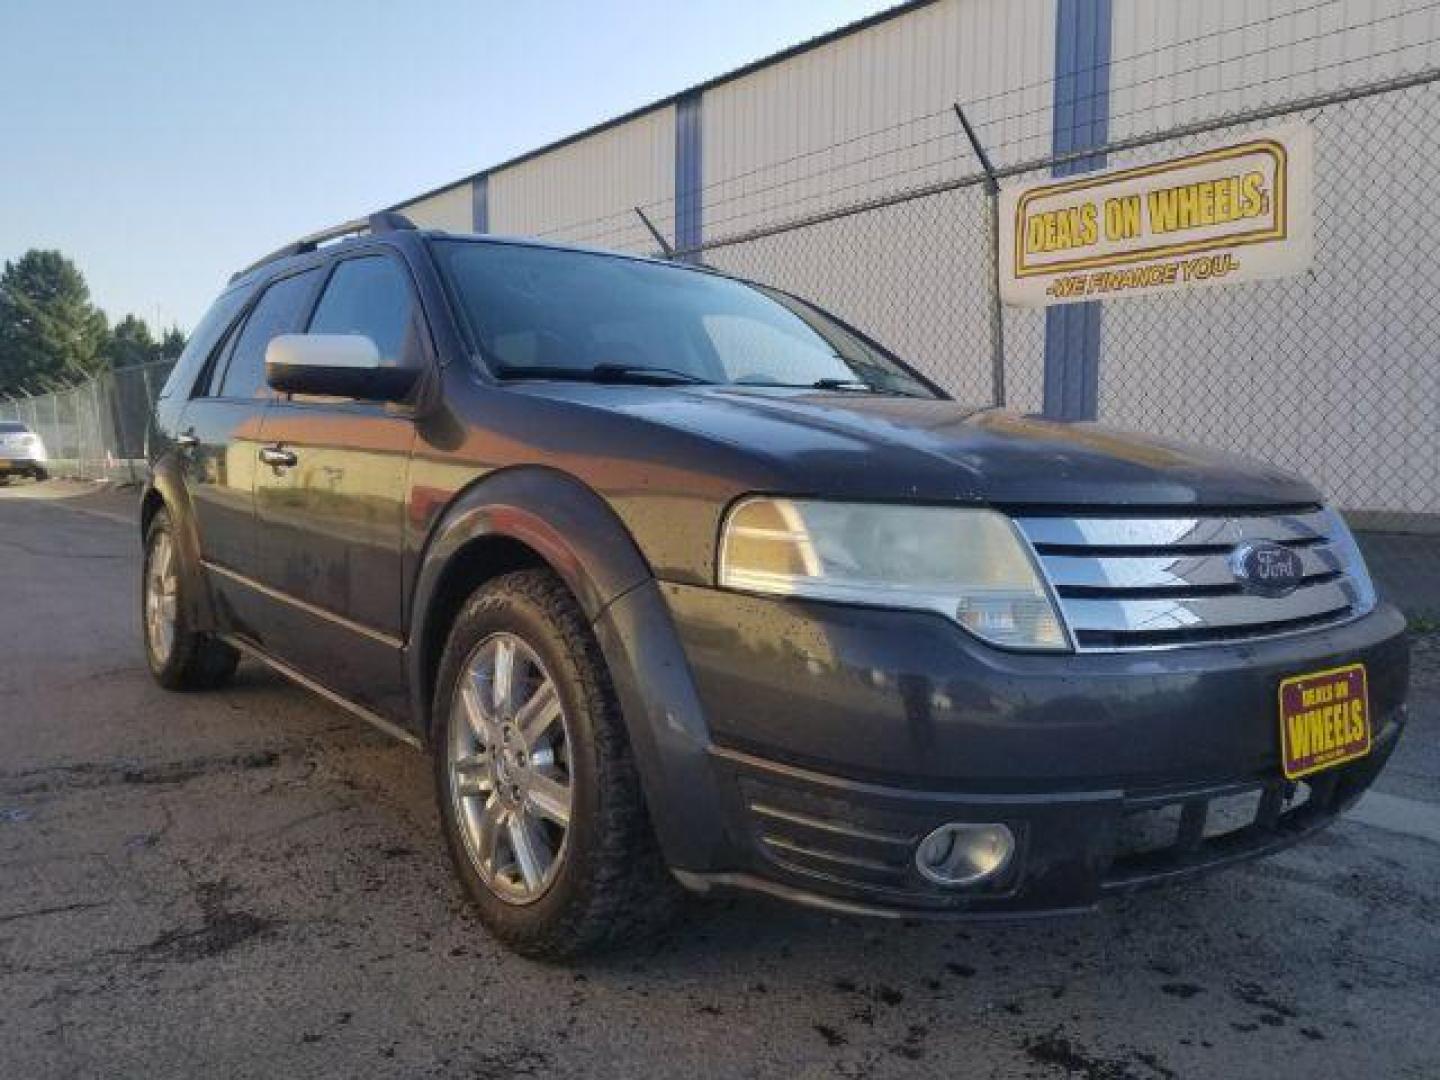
[2,480,1438,1079]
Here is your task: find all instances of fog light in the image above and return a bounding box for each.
[915,822,1015,886]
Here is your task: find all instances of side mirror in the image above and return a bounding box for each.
[265,334,420,402]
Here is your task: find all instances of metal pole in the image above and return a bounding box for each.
[137,363,156,484]
[104,371,126,483]
[51,391,61,473]
[79,382,90,478]
[955,103,1007,409]
[90,377,107,481]
[633,206,675,260]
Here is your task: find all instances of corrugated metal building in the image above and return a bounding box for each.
[378,0,1438,521]
[392,0,1053,251]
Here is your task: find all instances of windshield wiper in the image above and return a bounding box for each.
[809,377,925,397]
[495,363,712,386]
[593,363,712,384]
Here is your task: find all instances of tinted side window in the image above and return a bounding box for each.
[219,269,322,399]
[160,284,252,400]
[307,257,417,365]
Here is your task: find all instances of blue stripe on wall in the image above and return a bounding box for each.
[472,174,489,233]
[1043,0,1112,420]
[675,91,703,259]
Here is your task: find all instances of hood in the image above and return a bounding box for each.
[512,383,1322,509]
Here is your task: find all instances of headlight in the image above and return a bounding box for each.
[718,497,1070,650]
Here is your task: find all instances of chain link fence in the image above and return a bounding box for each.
[0,360,173,484]
[677,70,1439,613]
[690,72,1437,516]
[2,51,1434,610]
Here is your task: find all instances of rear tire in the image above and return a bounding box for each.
[432,569,679,958]
[143,507,239,691]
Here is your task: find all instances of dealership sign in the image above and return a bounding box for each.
[999,124,1313,307]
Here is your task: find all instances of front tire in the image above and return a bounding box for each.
[432,569,678,958]
[143,507,239,690]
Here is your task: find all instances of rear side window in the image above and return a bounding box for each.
[162,285,252,400]
[218,269,322,399]
[307,257,418,365]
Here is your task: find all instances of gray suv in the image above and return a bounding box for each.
[141,214,1409,957]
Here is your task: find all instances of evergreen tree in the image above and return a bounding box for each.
[0,250,108,392]
[104,313,157,370]
[158,326,187,361]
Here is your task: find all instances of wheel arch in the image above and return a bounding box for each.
[140,457,216,631]
[407,466,654,738]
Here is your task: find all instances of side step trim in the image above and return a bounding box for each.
[221,634,423,750]
[204,561,403,650]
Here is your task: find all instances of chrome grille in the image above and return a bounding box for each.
[1014,507,1373,651]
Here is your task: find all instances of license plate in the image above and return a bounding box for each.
[1278,663,1370,780]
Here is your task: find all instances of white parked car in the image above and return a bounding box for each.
[0,421,49,482]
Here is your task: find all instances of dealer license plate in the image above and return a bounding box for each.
[1278,663,1370,780]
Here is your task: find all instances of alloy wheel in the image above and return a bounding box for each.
[145,532,178,665]
[449,632,575,904]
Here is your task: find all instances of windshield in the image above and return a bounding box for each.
[434,240,938,397]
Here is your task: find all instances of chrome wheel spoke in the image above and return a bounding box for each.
[508,811,550,891]
[453,752,492,798]
[459,674,501,747]
[514,680,561,749]
[475,798,505,872]
[526,771,572,827]
[492,637,516,714]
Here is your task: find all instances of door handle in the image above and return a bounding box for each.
[258,444,298,469]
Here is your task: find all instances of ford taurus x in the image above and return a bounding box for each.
[142,213,1409,957]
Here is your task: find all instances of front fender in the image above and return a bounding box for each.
[406,467,654,726]
[406,467,731,869]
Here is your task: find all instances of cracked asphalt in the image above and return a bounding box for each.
[2,481,1438,1079]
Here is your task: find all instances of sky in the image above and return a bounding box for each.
[0,0,895,331]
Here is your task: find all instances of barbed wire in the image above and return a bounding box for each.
[683,67,1440,257]
[966,0,1440,147]
[515,0,1440,249]
[525,0,1398,245]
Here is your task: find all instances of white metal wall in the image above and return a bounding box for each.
[375,0,1434,514]
[396,182,473,232]
[1098,0,1440,514]
[701,0,1056,405]
[702,0,1055,237]
[1108,0,1440,142]
[487,106,676,254]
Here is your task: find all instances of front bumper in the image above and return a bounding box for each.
[677,716,1402,917]
[598,582,1410,917]
[0,457,43,475]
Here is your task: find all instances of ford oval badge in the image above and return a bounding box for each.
[1231,541,1304,597]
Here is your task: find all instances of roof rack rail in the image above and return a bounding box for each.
[231,212,416,282]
